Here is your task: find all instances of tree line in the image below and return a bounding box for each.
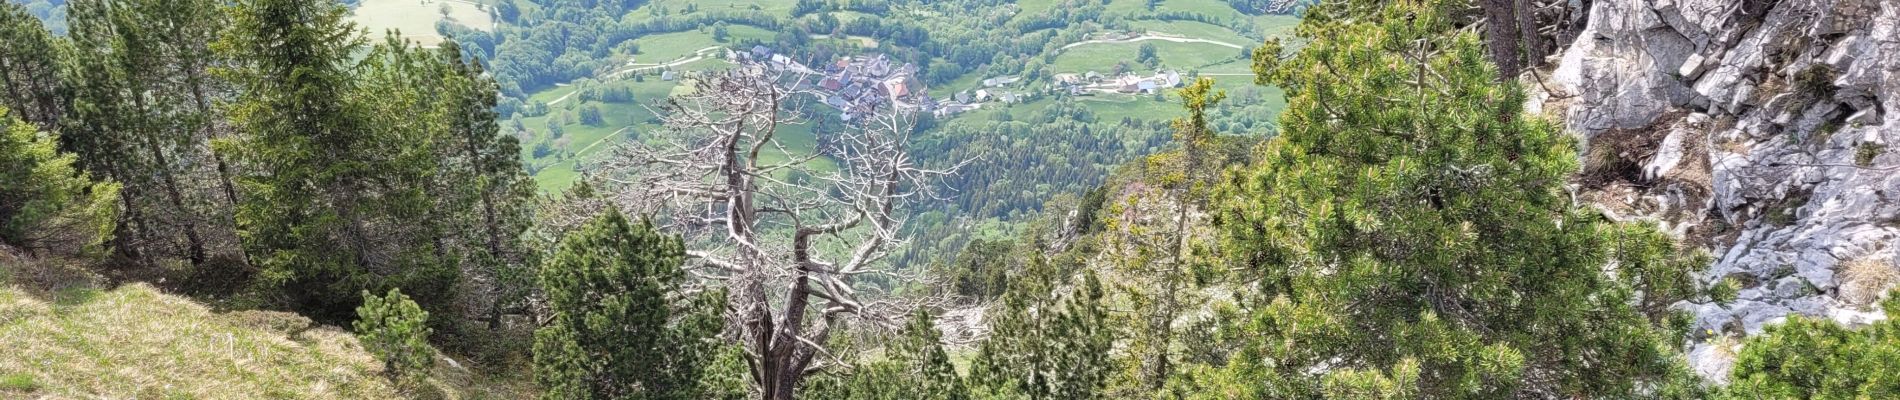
[1,0,539,350]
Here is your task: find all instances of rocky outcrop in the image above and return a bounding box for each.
[1542,0,1899,381]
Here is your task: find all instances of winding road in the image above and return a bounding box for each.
[546,46,726,106]
[608,46,725,79]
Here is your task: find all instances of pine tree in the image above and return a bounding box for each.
[0,2,65,130]
[970,254,1115,400]
[1197,0,1704,397]
[0,106,119,257]
[60,0,232,268]
[533,210,725,399]
[218,0,460,323]
[1718,295,1900,399]
[354,288,435,391]
[805,309,970,400]
[60,0,143,258]
[433,42,540,331]
[1109,77,1227,393]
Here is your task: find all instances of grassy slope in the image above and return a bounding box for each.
[0,283,520,399]
[629,27,775,63]
[518,79,836,192]
[348,0,494,47]
[1129,19,1254,44]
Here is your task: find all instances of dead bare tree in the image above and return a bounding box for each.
[596,62,964,400]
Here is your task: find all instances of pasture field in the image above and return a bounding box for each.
[519,78,836,192]
[1049,40,1242,74]
[1012,0,1062,22]
[348,0,494,47]
[628,26,776,64]
[1151,0,1241,16]
[1130,20,1255,45]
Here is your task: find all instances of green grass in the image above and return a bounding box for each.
[1012,0,1062,23]
[520,78,839,193]
[752,122,841,177]
[1152,0,1241,15]
[1050,40,1242,73]
[1130,20,1254,45]
[1076,93,1182,118]
[928,70,987,98]
[1104,0,1154,14]
[1103,0,1241,17]
[0,283,530,399]
[1098,0,1303,41]
[0,283,400,398]
[348,0,495,47]
[627,26,773,64]
[527,84,579,105]
[1251,14,1302,38]
[0,373,37,392]
[1197,59,1253,74]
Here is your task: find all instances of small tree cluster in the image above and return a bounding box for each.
[0,108,119,257]
[579,104,607,126]
[969,255,1116,400]
[533,210,725,399]
[804,309,970,400]
[354,288,435,391]
[1721,295,1900,398]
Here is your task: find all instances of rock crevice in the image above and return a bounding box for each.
[1544,0,1899,381]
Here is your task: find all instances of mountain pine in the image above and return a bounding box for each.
[970,254,1115,400]
[354,288,435,391]
[0,106,118,257]
[1196,0,1704,397]
[533,210,724,399]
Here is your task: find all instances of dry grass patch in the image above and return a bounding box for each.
[0,283,401,399]
[1839,255,1898,307]
[0,281,532,399]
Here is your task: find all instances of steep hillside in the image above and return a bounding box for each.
[1540,0,1898,380]
[0,281,521,399]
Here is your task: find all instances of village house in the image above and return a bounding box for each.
[1115,75,1143,93]
[997,91,1019,103]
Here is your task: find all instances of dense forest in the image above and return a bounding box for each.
[3,0,1898,399]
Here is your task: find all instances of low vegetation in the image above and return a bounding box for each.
[1,283,402,398]
[1839,256,1898,307]
[1722,296,1900,398]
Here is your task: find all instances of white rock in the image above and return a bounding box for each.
[1680,53,1708,79]
[1688,342,1736,384]
[1828,308,1888,326]
[1645,127,1688,180]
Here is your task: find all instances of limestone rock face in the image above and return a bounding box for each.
[1545,0,1900,382]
